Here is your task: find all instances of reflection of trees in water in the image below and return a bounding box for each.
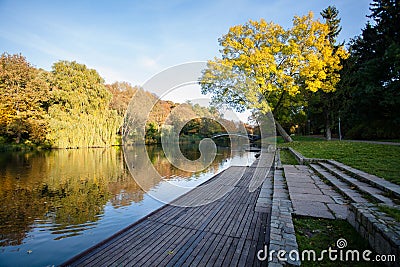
[0,151,53,246]
[0,148,139,246]
[107,171,144,208]
[0,145,234,246]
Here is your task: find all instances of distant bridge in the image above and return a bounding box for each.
[211,133,261,142]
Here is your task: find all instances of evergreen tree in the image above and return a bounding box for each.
[307,6,343,140]
[339,0,400,139]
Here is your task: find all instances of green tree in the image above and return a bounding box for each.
[148,99,175,131]
[165,103,197,136]
[47,61,121,148]
[0,53,49,144]
[338,0,400,139]
[200,12,348,142]
[145,121,160,143]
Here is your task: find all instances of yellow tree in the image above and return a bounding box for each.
[200,12,348,142]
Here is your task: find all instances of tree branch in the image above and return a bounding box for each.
[272,90,286,115]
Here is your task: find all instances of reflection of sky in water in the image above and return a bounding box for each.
[147,149,256,203]
[140,150,256,208]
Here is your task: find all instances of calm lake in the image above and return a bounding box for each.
[0,144,256,266]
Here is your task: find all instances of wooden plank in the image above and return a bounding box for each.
[201,233,225,266]
[204,233,229,267]
[133,225,185,262]
[189,233,220,266]
[232,204,253,239]
[229,237,247,265]
[212,198,241,235]
[147,206,188,223]
[70,221,148,265]
[164,200,229,266]
[137,227,197,266]
[175,201,219,231]
[181,231,215,266]
[238,239,253,266]
[221,237,240,266]
[247,213,267,266]
[77,220,164,266]
[104,221,171,266]
[212,236,235,267]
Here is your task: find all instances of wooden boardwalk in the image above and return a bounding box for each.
[62,159,272,267]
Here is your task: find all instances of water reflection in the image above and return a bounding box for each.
[0,148,125,246]
[0,145,254,266]
[0,145,242,247]
[124,144,231,197]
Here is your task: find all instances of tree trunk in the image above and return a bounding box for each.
[275,120,293,143]
[325,111,332,141]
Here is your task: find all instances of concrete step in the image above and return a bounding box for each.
[318,162,395,206]
[309,164,369,204]
[327,159,400,199]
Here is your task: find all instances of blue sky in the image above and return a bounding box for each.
[0,0,372,87]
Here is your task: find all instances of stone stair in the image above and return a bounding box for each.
[267,149,300,266]
[309,163,369,204]
[327,160,400,199]
[311,161,398,207]
[307,158,400,264]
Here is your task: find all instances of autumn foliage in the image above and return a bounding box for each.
[0,53,241,148]
[0,53,49,144]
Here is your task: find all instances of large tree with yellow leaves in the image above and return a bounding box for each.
[200,12,348,142]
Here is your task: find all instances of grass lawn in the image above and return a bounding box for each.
[279,138,400,185]
[279,149,298,165]
[294,217,383,266]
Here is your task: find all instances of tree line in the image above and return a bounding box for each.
[0,55,122,148]
[0,55,244,148]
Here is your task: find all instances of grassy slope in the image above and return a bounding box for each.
[278,137,400,185]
